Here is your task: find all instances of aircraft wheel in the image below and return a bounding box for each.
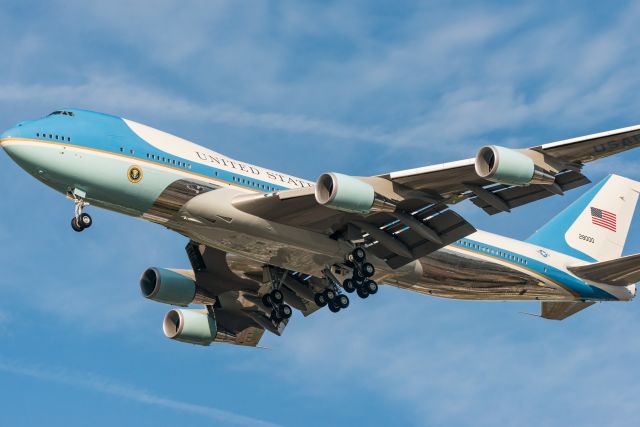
[78,213,92,228]
[356,287,369,299]
[71,217,84,232]
[279,304,292,319]
[262,294,273,308]
[343,278,355,293]
[270,289,284,304]
[351,247,366,263]
[362,262,375,278]
[328,301,341,313]
[324,288,337,301]
[364,280,378,295]
[314,293,328,307]
[337,294,350,309]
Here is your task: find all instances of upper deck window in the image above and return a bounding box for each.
[48,110,75,117]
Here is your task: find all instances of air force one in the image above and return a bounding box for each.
[2,109,640,346]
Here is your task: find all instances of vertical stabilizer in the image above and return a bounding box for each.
[526,174,640,261]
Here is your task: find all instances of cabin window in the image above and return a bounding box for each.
[120,147,124,152]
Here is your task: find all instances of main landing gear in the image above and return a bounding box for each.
[313,247,379,313]
[70,196,92,233]
[313,286,350,313]
[342,247,378,299]
[261,270,293,323]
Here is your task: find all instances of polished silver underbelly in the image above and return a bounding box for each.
[386,247,572,301]
[147,182,570,302]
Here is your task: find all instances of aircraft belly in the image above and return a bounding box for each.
[388,247,573,301]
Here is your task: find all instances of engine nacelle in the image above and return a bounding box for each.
[140,268,196,307]
[475,145,555,186]
[315,172,395,214]
[163,309,217,346]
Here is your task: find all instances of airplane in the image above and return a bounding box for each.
[2,108,640,347]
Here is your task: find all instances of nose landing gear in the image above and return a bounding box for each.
[70,196,92,233]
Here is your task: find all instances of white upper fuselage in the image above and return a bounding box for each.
[0,109,634,303]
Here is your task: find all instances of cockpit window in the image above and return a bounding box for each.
[48,110,75,117]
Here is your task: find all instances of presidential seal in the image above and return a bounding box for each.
[127,165,143,183]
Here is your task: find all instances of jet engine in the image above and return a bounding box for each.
[475,145,555,186]
[315,172,395,214]
[140,267,213,307]
[163,309,217,346]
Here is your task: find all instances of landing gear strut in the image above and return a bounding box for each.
[313,247,379,312]
[261,268,293,324]
[70,195,92,233]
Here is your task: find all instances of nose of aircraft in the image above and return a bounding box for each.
[1,126,16,149]
[0,124,22,152]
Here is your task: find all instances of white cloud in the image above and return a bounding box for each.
[0,359,280,427]
[3,2,640,158]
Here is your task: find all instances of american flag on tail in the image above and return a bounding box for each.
[590,207,617,232]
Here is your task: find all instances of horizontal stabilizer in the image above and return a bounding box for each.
[568,253,640,286]
[541,301,595,320]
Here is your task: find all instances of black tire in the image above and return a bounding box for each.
[270,289,284,304]
[324,288,337,300]
[356,287,369,299]
[314,293,328,307]
[337,294,350,309]
[343,278,355,293]
[362,262,375,278]
[279,304,292,319]
[71,217,84,232]
[365,280,378,295]
[352,247,366,263]
[270,309,280,321]
[79,213,92,228]
[328,301,341,313]
[262,294,273,307]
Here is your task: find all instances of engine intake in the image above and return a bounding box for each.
[163,309,217,346]
[140,267,209,307]
[475,146,555,186]
[315,172,395,214]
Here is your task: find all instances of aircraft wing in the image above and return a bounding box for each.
[384,124,640,215]
[233,124,640,268]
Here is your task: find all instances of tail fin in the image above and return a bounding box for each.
[526,174,640,261]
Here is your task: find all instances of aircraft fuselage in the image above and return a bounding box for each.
[1,109,634,304]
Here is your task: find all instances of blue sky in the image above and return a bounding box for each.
[2,1,640,426]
